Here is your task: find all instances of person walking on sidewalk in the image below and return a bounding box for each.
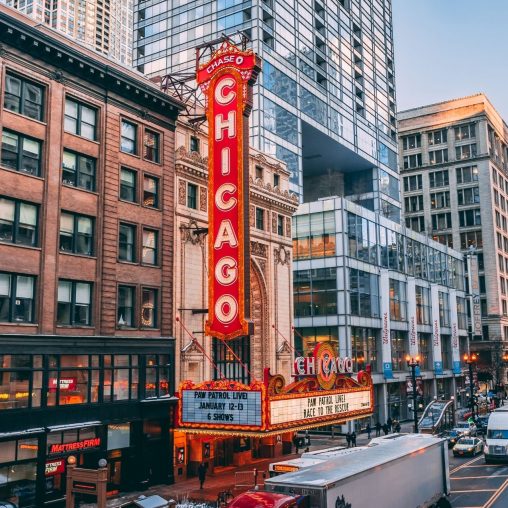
[382,423,389,435]
[366,423,372,439]
[387,417,393,432]
[394,421,401,433]
[375,421,381,437]
[198,462,207,489]
[351,431,357,447]
[346,431,352,448]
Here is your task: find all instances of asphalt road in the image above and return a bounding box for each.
[449,450,508,507]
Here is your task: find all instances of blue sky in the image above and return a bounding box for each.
[392,0,508,120]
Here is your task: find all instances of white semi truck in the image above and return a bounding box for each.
[229,434,450,508]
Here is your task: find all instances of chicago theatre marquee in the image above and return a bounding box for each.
[172,40,373,478]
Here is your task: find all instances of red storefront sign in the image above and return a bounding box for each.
[45,459,66,476]
[49,437,101,455]
[49,377,77,391]
[197,41,260,341]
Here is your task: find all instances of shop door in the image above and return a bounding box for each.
[214,439,234,467]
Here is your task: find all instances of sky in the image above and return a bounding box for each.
[392,0,508,120]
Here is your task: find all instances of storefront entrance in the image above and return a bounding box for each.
[214,439,234,467]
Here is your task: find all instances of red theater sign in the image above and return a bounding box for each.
[197,41,260,341]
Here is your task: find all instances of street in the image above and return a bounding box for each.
[449,452,508,507]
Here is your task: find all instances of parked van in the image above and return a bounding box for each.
[484,407,508,463]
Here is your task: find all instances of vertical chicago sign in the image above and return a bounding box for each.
[197,41,261,340]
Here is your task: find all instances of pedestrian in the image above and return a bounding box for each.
[293,434,299,453]
[346,431,352,448]
[305,431,311,448]
[382,423,389,435]
[366,423,372,439]
[198,461,207,489]
[351,431,357,447]
[387,417,393,432]
[394,421,401,433]
[375,421,381,437]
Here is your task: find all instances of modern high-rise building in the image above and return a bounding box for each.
[398,94,508,386]
[133,0,400,216]
[1,0,133,64]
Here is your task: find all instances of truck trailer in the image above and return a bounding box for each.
[230,434,450,508]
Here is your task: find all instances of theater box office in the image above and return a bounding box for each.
[0,336,176,507]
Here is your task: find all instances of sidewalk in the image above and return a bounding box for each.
[82,424,416,507]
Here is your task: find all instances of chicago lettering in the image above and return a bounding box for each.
[294,355,353,376]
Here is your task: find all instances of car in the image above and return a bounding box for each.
[453,421,477,436]
[453,437,484,457]
[442,429,464,448]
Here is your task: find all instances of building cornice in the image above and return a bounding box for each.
[0,10,184,123]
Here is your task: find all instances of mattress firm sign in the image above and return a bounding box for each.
[270,390,372,427]
[181,389,262,427]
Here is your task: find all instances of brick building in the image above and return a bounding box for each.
[0,6,183,506]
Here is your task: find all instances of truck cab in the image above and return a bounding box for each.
[484,407,508,463]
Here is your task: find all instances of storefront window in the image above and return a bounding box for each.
[418,333,432,370]
[0,355,42,410]
[294,327,338,357]
[351,327,378,373]
[144,355,171,398]
[390,331,408,371]
[0,462,36,507]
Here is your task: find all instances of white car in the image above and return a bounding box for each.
[453,437,484,457]
[453,421,477,436]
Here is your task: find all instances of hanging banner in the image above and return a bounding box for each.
[380,270,393,379]
[197,41,261,340]
[430,284,443,375]
[407,277,420,376]
[467,254,482,337]
[449,289,461,374]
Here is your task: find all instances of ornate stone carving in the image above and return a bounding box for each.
[249,205,255,228]
[271,212,277,234]
[178,179,186,205]
[0,44,6,57]
[199,187,207,211]
[285,217,292,238]
[274,245,290,266]
[50,70,65,83]
[180,220,206,246]
[251,241,267,258]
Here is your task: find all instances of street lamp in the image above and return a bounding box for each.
[406,354,421,433]
[464,352,478,420]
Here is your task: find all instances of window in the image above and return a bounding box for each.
[405,216,425,233]
[428,129,447,145]
[389,279,407,321]
[429,149,448,165]
[294,268,337,317]
[57,280,92,326]
[64,98,97,140]
[273,173,280,187]
[430,191,450,209]
[391,331,408,371]
[403,174,422,192]
[402,134,421,150]
[456,166,478,184]
[119,223,136,262]
[404,195,423,212]
[403,154,422,169]
[0,197,38,246]
[431,213,452,230]
[62,150,96,191]
[460,231,482,249]
[255,208,264,230]
[455,124,475,141]
[120,168,137,202]
[143,129,160,162]
[439,291,450,327]
[1,130,41,176]
[457,187,480,205]
[142,229,158,265]
[121,120,137,154]
[190,136,200,153]
[415,286,431,324]
[59,212,94,256]
[118,286,135,327]
[429,170,449,188]
[456,144,477,160]
[4,73,44,121]
[187,183,197,209]
[141,288,158,328]
[293,212,336,260]
[0,273,35,323]
[255,166,263,180]
[277,215,284,236]
[432,234,453,247]
[459,209,481,227]
[143,175,159,208]
[349,269,379,318]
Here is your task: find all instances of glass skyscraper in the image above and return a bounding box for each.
[133,0,400,216]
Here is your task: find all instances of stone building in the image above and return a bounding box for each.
[398,94,508,386]
[172,118,298,474]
